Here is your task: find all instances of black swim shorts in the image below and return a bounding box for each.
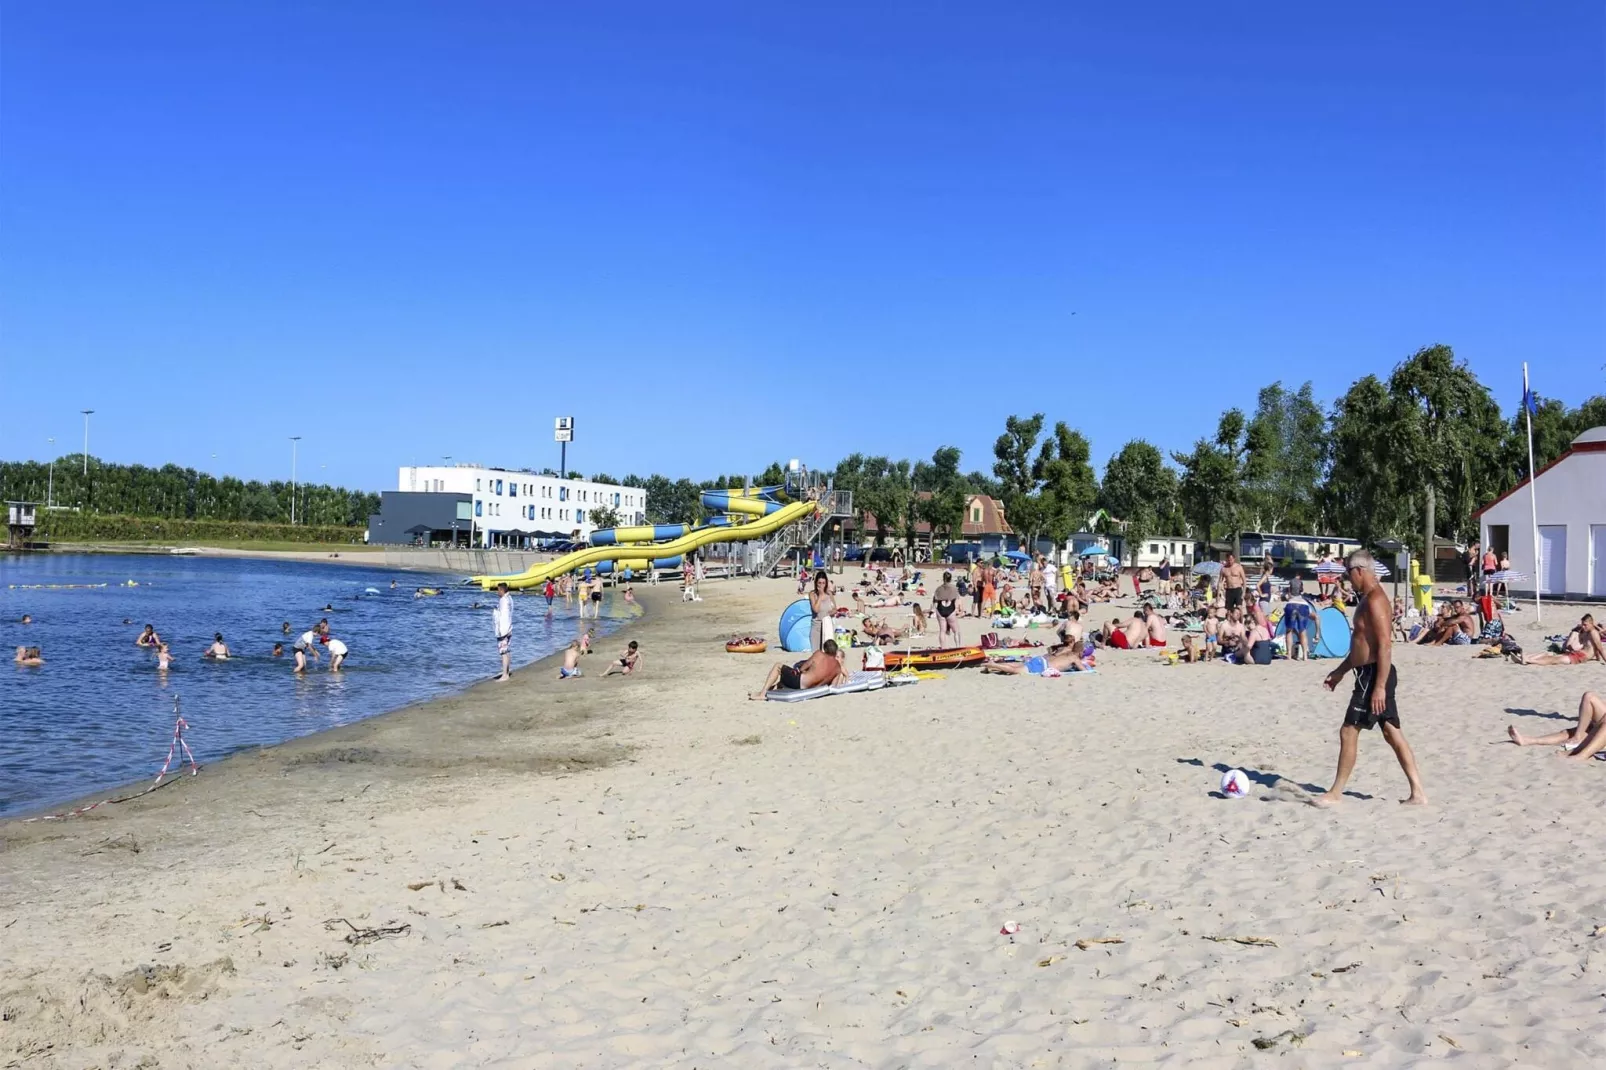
[590,592,602,602]
[1345,664,1400,730]
[778,664,802,690]
[1225,587,1244,610]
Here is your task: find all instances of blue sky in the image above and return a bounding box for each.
[3,2,1602,491]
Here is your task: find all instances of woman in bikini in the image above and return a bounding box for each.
[808,572,837,652]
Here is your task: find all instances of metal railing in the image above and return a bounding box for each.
[751,488,853,576]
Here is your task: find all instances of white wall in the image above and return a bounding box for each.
[1480,448,1606,599]
[399,466,646,545]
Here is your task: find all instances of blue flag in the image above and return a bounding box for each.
[1522,385,1537,415]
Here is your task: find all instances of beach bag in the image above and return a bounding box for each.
[980,631,1000,649]
[862,646,885,670]
[1249,640,1276,666]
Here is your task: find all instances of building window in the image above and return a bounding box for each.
[971,506,982,524]
[495,480,503,495]
[614,493,621,505]
[476,479,482,491]
[1150,543,1159,555]
[577,509,586,524]
[475,501,482,517]
[559,487,568,501]
[510,483,517,497]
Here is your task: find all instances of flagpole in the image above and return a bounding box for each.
[1523,362,1542,625]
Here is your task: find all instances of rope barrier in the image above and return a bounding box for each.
[21,694,199,822]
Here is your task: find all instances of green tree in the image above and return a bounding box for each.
[917,446,968,547]
[1242,382,1328,533]
[1099,440,1177,564]
[1323,374,1407,544]
[1033,423,1098,548]
[1172,410,1248,541]
[588,504,620,529]
[993,413,1046,548]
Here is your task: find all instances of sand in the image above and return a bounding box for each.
[3,573,1605,1068]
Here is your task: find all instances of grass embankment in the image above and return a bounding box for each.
[36,512,370,548]
[51,538,386,553]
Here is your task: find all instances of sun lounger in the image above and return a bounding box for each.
[765,670,889,703]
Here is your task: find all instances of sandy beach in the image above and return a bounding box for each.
[3,574,1605,1068]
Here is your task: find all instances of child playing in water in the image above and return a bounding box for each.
[604,640,640,676]
[14,646,43,666]
[157,643,173,671]
[559,641,583,679]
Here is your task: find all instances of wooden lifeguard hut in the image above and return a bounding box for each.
[6,501,39,550]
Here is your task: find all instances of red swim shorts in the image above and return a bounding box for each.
[1149,637,1167,647]
[1109,630,1131,649]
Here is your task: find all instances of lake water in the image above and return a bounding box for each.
[0,553,633,818]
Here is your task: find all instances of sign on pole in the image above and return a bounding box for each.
[554,417,574,443]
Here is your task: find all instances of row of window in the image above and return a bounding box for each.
[467,476,634,508]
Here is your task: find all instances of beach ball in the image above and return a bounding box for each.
[1220,769,1252,799]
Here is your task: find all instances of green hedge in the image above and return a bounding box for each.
[38,511,364,545]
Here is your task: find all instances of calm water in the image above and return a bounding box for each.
[0,553,633,817]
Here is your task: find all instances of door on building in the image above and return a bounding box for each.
[1538,525,1567,596]
[1591,525,1606,598]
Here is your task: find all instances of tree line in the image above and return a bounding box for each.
[0,456,380,528]
[828,345,1605,558]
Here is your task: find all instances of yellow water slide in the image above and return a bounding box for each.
[471,499,816,590]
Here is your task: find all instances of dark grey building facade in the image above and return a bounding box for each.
[367,491,473,546]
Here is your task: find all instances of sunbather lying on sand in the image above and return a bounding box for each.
[1515,616,1606,665]
[861,615,911,644]
[981,647,1089,675]
[1508,692,1606,760]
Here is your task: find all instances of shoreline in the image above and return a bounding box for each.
[1,585,655,827]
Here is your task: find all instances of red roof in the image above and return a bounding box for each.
[1473,440,1606,519]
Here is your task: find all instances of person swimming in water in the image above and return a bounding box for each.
[19,615,32,625]
[203,633,230,659]
[136,624,161,648]
[282,621,292,634]
[272,642,284,657]
[14,646,43,666]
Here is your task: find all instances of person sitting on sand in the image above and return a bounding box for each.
[1102,612,1149,650]
[1144,606,1168,648]
[861,615,909,645]
[1218,608,1248,660]
[1516,615,1606,665]
[14,645,43,666]
[136,624,161,648]
[203,633,230,659]
[981,646,1089,675]
[1054,610,1085,652]
[1427,600,1478,646]
[157,643,173,671]
[1508,692,1606,760]
[749,639,845,699]
[559,641,583,679]
[603,640,640,676]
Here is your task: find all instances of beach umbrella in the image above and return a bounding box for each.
[1191,561,1222,576]
[1313,561,1345,576]
[1076,547,1111,558]
[1488,569,1526,583]
[1372,561,1391,578]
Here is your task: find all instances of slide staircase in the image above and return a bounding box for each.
[753,488,852,576]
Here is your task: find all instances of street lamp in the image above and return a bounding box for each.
[80,410,94,476]
[289,436,302,524]
[47,438,55,508]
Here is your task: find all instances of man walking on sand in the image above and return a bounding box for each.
[1316,550,1426,807]
[492,582,513,681]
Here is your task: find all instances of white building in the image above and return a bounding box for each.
[1475,426,1606,599]
[400,465,646,547]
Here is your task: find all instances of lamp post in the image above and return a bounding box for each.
[80,410,93,476]
[289,436,302,524]
[47,438,54,508]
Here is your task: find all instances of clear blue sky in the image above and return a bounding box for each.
[3,2,1602,491]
